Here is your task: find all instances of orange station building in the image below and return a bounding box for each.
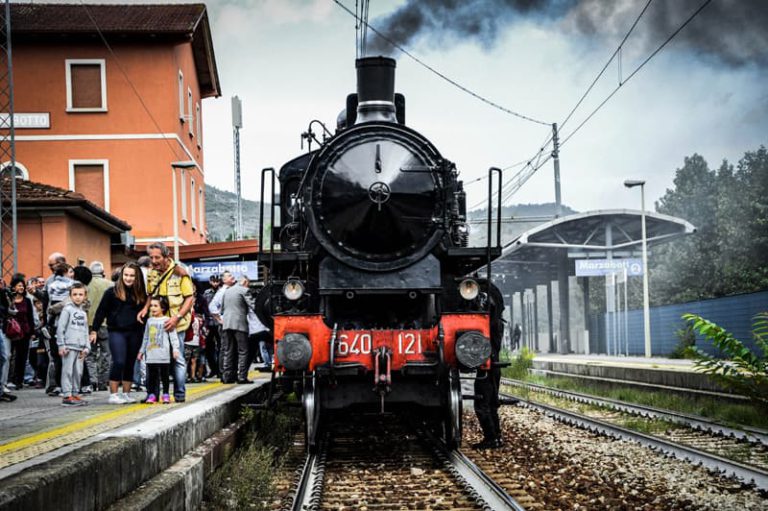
[5,3,221,275]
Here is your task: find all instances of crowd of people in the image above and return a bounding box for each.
[0,242,272,406]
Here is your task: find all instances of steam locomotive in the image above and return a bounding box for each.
[257,57,502,450]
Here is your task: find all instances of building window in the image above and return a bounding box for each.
[191,179,197,230]
[198,187,204,234]
[69,159,110,211]
[180,169,187,222]
[66,59,107,112]
[195,102,201,147]
[187,88,194,137]
[178,70,185,122]
[0,161,29,180]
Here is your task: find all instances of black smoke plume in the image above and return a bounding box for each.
[367,0,768,68]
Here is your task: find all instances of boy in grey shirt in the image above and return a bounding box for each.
[56,283,90,406]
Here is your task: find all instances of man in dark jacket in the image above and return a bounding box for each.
[473,283,504,449]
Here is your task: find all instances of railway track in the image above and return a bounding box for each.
[287,413,527,511]
[500,382,768,491]
[501,377,768,445]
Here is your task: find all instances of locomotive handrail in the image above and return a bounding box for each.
[259,167,277,277]
[487,167,502,310]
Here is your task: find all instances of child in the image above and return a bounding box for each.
[56,283,90,406]
[138,296,178,404]
[185,308,204,382]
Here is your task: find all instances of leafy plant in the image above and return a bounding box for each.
[669,323,697,359]
[503,346,534,380]
[683,312,768,407]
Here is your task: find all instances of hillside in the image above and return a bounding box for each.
[205,185,264,242]
[467,202,577,247]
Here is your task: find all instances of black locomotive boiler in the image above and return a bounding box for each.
[257,57,502,450]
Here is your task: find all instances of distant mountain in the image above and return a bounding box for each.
[205,185,576,247]
[467,202,578,247]
[205,185,266,242]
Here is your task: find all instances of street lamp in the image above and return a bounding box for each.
[171,160,197,261]
[624,179,651,358]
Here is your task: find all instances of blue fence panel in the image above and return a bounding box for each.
[595,291,768,356]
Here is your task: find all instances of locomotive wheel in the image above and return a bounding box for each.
[443,369,463,449]
[302,374,321,453]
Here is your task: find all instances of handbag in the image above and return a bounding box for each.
[4,317,23,341]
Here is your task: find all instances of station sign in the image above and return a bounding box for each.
[185,260,259,282]
[575,258,643,277]
[0,113,50,129]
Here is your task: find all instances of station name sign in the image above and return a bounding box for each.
[185,260,259,282]
[575,258,643,277]
[0,113,50,129]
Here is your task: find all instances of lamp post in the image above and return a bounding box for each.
[171,160,197,261]
[624,179,651,357]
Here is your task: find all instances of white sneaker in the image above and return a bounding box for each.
[108,393,127,405]
[120,392,136,403]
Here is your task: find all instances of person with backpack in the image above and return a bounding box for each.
[140,243,195,403]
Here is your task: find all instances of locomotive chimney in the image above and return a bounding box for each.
[355,56,397,124]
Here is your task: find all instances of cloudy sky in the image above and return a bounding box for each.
[145,0,768,213]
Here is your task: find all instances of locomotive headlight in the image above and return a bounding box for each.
[277,333,313,370]
[283,279,305,301]
[455,331,491,369]
[458,279,479,301]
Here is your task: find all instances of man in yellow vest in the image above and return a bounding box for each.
[139,242,195,402]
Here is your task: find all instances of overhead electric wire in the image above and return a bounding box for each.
[78,1,188,164]
[558,0,654,132]
[477,0,710,214]
[331,0,550,126]
[559,0,713,148]
[476,0,654,208]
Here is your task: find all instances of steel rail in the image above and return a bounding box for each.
[529,368,749,401]
[290,447,325,511]
[501,378,768,446]
[421,427,527,511]
[508,393,768,491]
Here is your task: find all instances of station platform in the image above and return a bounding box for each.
[530,354,737,397]
[0,371,270,511]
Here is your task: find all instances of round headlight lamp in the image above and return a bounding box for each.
[458,279,479,301]
[283,279,305,301]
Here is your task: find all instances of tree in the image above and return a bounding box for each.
[652,154,721,303]
[650,145,768,304]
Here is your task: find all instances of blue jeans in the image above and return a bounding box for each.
[108,330,142,382]
[0,331,9,390]
[173,330,187,400]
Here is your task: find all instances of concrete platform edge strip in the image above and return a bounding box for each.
[0,382,265,511]
[532,360,728,393]
[106,416,250,511]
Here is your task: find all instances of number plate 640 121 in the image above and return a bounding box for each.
[334,332,423,356]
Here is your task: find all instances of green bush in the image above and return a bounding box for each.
[205,407,301,510]
[683,312,768,408]
[669,323,697,359]
[207,439,275,510]
[503,346,534,380]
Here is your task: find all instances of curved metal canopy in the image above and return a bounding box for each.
[495,209,696,287]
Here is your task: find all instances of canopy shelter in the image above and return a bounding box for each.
[492,210,695,354]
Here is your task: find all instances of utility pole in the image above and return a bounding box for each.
[0,0,18,279]
[551,122,569,353]
[552,123,562,218]
[232,95,243,240]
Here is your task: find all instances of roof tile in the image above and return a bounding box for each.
[10,3,206,35]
